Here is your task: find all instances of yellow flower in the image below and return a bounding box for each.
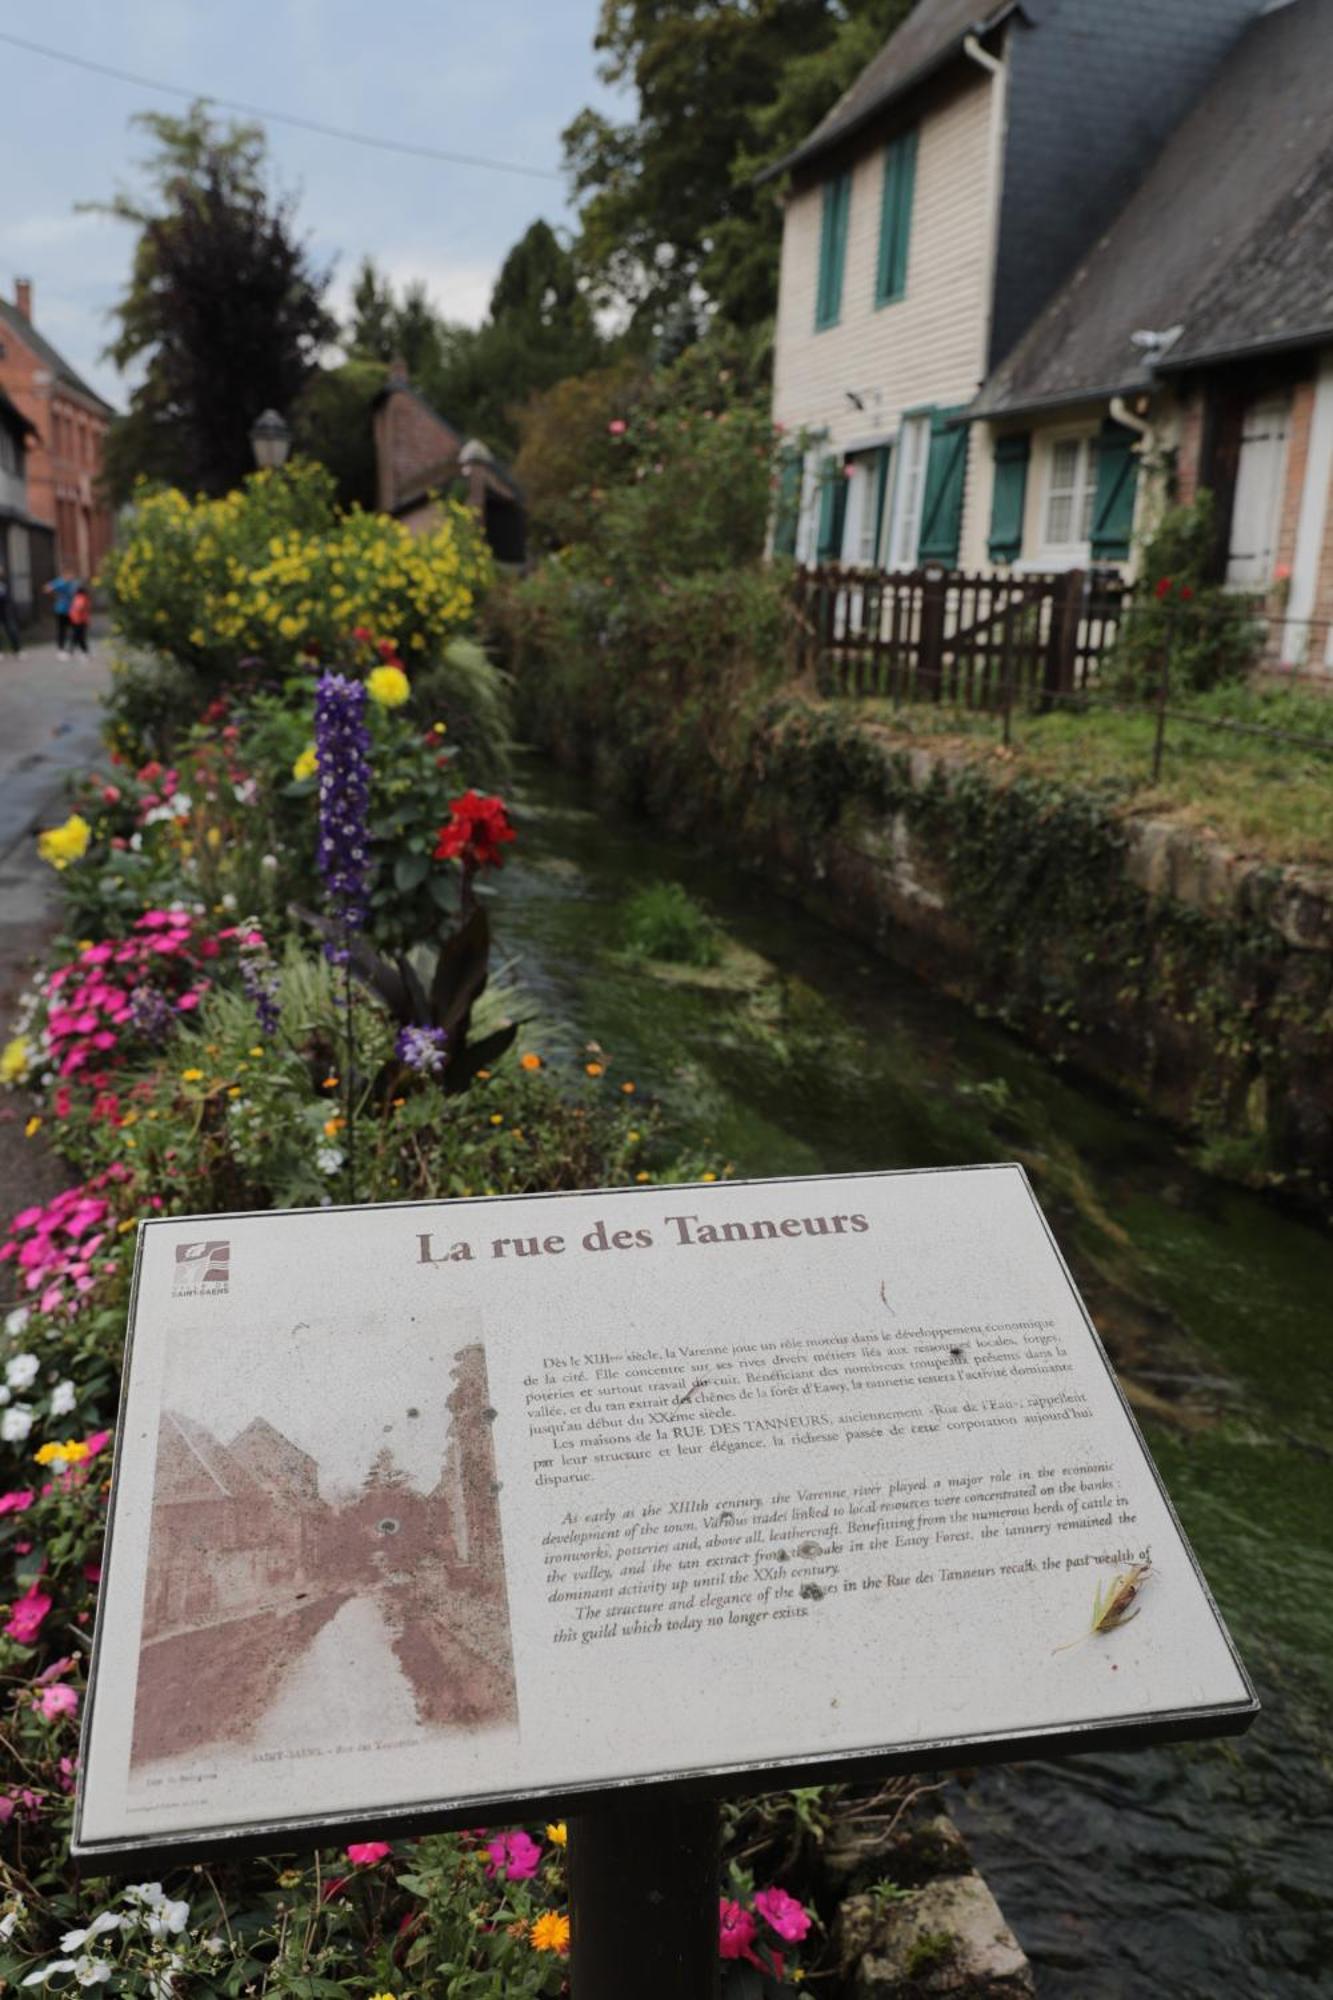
[1,1036,32,1085]
[206,826,222,850]
[701,1171,717,1182]
[292,745,318,782]
[181,1067,204,1083]
[636,1170,652,1182]
[489,1113,504,1127]
[519,1051,542,1071]
[367,663,411,708]
[620,1081,636,1095]
[585,1062,604,1078]
[25,1115,42,1138]
[249,1046,265,1058]
[36,814,91,871]
[34,1438,91,1467]
[546,1821,567,1847]
[228,1086,242,1100]
[530,1911,570,1954]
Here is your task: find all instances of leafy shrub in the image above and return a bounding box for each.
[101,458,492,684]
[622,882,723,964]
[1112,492,1265,694]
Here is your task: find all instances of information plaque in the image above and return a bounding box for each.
[74,1166,1256,1865]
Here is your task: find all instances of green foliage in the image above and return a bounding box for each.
[90,103,336,504]
[345,228,606,458]
[562,0,909,332]
[622,882,724,963]
[1112,493,1266,693]
[906,1927,958,1976]
[513,358,652,548]
[293,356,388,510]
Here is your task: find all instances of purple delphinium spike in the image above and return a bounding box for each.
[314,672,372,964]
[395,1024,448,1076]
[237,931,282,1040]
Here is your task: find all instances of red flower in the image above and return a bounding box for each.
[1153,576,1173,600]
[1178,583,1194,600]
[434,792,517,871]
[351,626,373,644]
[719,1900,762,1964]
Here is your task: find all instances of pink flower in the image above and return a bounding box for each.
[719,1899,761,1962]
[36,1683,78,1721]
[345,1841,392,1866]
[5,1581,52,1644]
[0,1490,35,1515]
[485,1830,542,1881]
[607,419,627,436]
[754,1886,812,1943]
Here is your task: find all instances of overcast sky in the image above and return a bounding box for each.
[1,0,620,408]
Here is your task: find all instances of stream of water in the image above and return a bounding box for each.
[499,750,1333,1999]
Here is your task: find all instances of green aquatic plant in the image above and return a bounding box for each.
[622,881,723,965]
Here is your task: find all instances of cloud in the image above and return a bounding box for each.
[329,252,499,332]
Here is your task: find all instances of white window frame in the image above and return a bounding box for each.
[1038,431,1098,566]
[884,413,931,570]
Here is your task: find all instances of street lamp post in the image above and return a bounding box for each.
[249,409,292,470]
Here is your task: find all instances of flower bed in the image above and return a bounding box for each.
[0,557,880,1995]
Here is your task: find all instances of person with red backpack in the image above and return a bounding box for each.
[68,580,91,656]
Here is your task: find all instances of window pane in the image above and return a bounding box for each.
[1047,492,1073,545]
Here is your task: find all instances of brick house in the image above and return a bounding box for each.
[971,0,1333,667]
[0,279,115,598]
[766,0,1269,581]
[0,386,51,625]
[373,362,526,564]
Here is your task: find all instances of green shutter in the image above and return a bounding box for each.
[815,172,851,330]
[917,408,968,565]
[772,448,802,558]
[987,433,1030,563]
[872,445,893,561]
[816,455,848,559]
[1090,419,1139,560]
[875,130,917,306]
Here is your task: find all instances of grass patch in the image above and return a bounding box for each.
[621,881,724,964]
[849,678,1333,868]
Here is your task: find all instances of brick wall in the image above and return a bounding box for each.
[0,288,114,579]
[374,380,462,513]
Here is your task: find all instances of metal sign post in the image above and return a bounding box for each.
[568,1797,721,1999]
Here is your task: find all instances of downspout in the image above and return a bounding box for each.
[963,31,1008,567]
[1109,394,1163,559]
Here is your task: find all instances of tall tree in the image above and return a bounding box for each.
[563,0,910,335]
[93,105,335,502]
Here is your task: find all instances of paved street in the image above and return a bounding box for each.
[0,633,114,1257]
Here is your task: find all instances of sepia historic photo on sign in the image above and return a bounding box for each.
[133,1342,515,1770]
[76,1168,1256,1864]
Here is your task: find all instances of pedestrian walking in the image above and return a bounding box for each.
[0,564,21,656]
[68,580,91,656]
[44,570,75,655]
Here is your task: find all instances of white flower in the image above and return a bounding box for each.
[0,1900,24,1939]
[50,1379,77,1417]
[316,1146,344,1175]
[74,1959,113,1988]
[129,832,143,851]
[4,1306,30,1338]
[124,1882,165,1905]
[233,779,257,805]
[145,1898,189,1938]
[1,1404,33,1442]
[0,1386,10,1407]
[220,892,237,912]
[5,1353,39,1391]
[260,853,279,870]
[60,1913,121,1950]
[148,1954,186,1998]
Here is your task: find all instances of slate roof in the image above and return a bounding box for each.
[0,299,114,415]
[765,0,1020,181]
[973,0,1333,417]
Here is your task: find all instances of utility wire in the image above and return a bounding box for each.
[0,28,562,182]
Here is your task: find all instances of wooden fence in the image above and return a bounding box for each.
[791,565,1132,716]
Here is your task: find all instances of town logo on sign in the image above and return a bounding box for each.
[172,1240,230,1296]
